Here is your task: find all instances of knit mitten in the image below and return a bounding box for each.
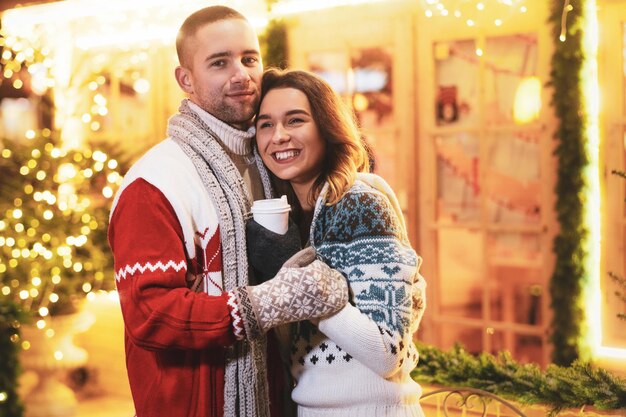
[412,273,427,330]
[230,247,348,340]
[246,217,301,283]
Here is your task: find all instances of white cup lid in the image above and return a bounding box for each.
[251,195,291,213]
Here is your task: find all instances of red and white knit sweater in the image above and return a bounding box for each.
[108,104,284,417]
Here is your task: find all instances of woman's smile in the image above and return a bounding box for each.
[273,149,301,162]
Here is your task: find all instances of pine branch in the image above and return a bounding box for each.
[610,170,626,180]
[412,343,626,415]
[608,272,626,320]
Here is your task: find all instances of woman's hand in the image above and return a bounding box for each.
[246,217,301,282]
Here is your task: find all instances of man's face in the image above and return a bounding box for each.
[178,18,263,130]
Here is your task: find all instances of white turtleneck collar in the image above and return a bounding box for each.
[187,100,256,156]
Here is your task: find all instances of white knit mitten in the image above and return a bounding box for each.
[232,248,348,339]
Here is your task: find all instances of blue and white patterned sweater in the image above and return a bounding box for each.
[289,174,427,417]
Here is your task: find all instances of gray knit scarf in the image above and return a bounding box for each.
[168,99,274,417]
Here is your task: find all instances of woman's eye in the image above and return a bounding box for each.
[258,121,272,129]
[288,118,304,125]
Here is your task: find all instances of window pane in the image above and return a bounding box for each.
[350,47,396,187]
[489,270,544,325]
[490,332,544,365]
[438,324,483,354]
[308,51,348,94]
[434,39,479,127]
[82,47,174,158]
[350,47,393,125]
[436,132,481,223]
[486,131,541,224]
[438,228,483,319]
[487,232,543,265]
[514,334,544,365]
[488,233,543,325]
[484,34,539,125]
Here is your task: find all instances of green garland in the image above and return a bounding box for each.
[548,0,591,365]
[0,300,25,417]
[260,19,288,70]
[412,343,626,416]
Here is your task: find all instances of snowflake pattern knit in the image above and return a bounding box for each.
[289,179,427,417]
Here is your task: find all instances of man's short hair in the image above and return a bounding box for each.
[176,5,247,68]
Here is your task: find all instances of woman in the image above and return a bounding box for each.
[252,68,427,417]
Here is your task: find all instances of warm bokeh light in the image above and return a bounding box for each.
[577,0,626,360]
[513,76,542,124]
[271,0,389,15]
[0,128,124,317]
[419,0,528,27]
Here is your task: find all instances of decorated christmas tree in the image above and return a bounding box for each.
[0,129,125,318]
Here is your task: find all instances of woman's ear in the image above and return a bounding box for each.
[175,66,193,94]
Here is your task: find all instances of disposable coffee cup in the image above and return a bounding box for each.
[251,195,291,235]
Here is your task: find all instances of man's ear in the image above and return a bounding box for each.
[175,66,193,94]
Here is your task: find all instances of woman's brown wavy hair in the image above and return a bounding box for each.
[257,68,370,206]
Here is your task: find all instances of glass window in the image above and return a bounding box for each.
[485,131,541,225]
[483,34,539,126]
[308,48,399,187]
[428,32,548,365]
[439,324,483,354]
[488,233,543,325]
[437,228,484,319]
[434,39,479,128]
[435,133,481,223]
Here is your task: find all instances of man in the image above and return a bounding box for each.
[108,6,348,417]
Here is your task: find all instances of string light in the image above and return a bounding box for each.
[0,129,124,321]
[559,0,573,42]
[419,0,528,28]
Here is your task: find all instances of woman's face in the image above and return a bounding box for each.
[256,87,326,189]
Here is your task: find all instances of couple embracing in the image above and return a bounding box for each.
[108,5,426,417]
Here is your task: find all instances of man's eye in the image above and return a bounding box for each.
[243,56,258,65]
[210,60,226,68]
